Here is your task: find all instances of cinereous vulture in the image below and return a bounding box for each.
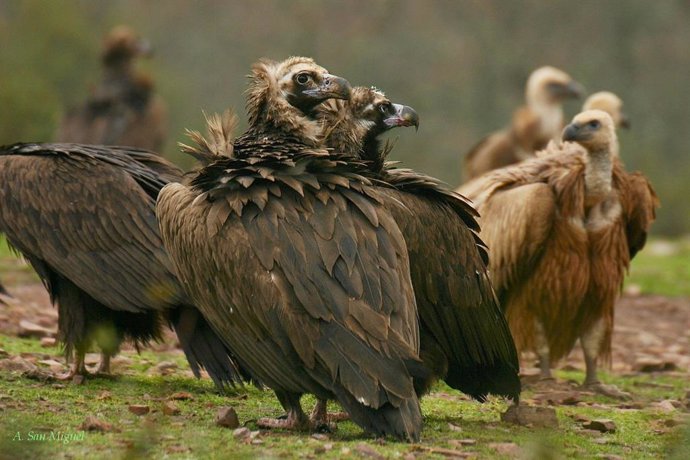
[317,86,521,404]
[0,143,243,387]
[457,110,657,398]
[157,57,427,441]
[56,26,167,152]
[463,66,583,181]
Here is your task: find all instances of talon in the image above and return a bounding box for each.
[582,382,631,400]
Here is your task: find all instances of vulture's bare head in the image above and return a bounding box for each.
[102,26,152,69]
[247,57,351,145]
[562,110,616,153]
[583,91,630,129]
[349,87,419,135]
[526,66,584,105]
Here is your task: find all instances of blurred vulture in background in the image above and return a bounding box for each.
[158,57,427,441]
[458,110,658,398]
[463,66,584,181]
[56,26,167,151]
[583,91,630,130]
[0,143,242,387]
[318,87,521,404]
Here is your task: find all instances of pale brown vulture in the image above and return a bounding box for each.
[157,58,426,441]
[463,66,584,181]
[317,87,520,402]
[0,143,243,387]
[583,91,630,130]
[56,26,167,151]
[457,110,658,397]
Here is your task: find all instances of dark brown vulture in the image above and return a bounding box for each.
[463,66,584,181]
[157,57,427,441]
[56,26,167,151]
[317,87,520,403]
[0,143,243,388]
[457,110,658,398]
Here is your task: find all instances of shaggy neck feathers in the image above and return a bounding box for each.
[246,58,322,147]
[584,147,613,207]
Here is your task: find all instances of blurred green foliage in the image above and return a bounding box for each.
[0,0,687,234]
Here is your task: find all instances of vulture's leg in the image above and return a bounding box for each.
[534,320,552,379]
[309,398,348,429]
[580,318,630,400]
[57,349,89,383]
[96,353,112,375]
[257,391,310,431]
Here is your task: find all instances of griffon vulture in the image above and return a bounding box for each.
[457,110,657,397]
[463,66,584,181]
[56,26,167,151]
[0,143,243,387]
[317,87,521,403]
[583,92,630,130]
[157,58,427,441]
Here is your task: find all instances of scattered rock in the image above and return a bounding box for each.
[215,406,239,428]
[534,391,581,405]
[633,357,677,373]
[149,360,178,376]
[593,437,609,445]
[448,439,476,447]
[40,337,56,348]
[311,433,329,441]
[169,392,193,401]
[80,416,115,432]
[17,320,55,338]
[501,404,558,428]
[162,401,180,416]
[653,400,678,412]
[583,419,617,433]
[128,405,150,416]
[233,427,251,440]
[0,356,38,374]
[489,442,521,456]
[355,443,384,459]
[447,422,462,432]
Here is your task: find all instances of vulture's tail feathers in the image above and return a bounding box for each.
[169,305,248,390]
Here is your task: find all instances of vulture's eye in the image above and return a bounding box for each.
[295,73,311,85]
[588,120,601,129]
[378,103,392,114]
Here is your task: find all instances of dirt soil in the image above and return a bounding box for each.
[2,280,689,377]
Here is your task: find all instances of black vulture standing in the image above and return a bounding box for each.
[56,26,167,152]
[0,143,242,387]
[157,57,427,441]
[318,87,521,402]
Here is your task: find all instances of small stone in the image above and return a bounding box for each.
[0,356,38,374]
[149,360,178,376]
[653,400,677,412]
[311,433,329,441]
[593,437,608,445]
[215,406,239,428]
[18,320,55,339]
[323,443,333,451]
[71,374,85,385]
[40,337,56,348]
[80,416,114,432]
[583,419,617,433]
[128,405,150,416]
[633,357,676,373]
[233,427,251,440]
[355,443,384,459]
[169,392,193,400]
[162,401,180,416]
[489,442,521,456]
[447,422,462,432]
[501,404,558,428]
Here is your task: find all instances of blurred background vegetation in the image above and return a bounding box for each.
[1,0,687,234]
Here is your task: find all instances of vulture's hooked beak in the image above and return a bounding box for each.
[384,104,420,131]
[303,74,352,101]
[619,113,631,129]
[548,80,585,100]
[562,123,588,142]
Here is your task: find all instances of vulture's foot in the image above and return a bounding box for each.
[56,366,88,384]
[256,415,311,432]
[582,382,631,400]
[308,400,340,432]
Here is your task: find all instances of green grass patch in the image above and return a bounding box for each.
[626,238,690,297]
[0,334,687,459]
